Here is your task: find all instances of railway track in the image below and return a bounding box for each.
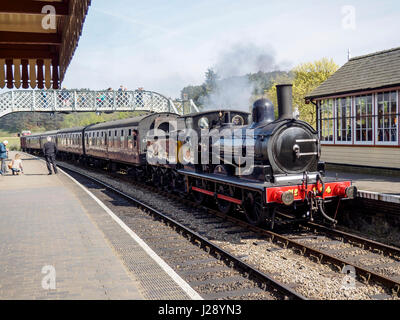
[58,163,306,300]
[44,156,400,299]
[113,168,400,298]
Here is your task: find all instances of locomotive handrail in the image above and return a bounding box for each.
[0,89,200,118]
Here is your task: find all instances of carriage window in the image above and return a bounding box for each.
[115,130,117,137]
[109,131,111,137]
[121,130,124,136]
[198,117,209,129]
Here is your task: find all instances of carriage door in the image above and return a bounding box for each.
[133,130,139,162]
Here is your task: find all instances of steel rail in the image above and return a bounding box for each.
[59,164,307,300]
[275,211,400,259]
[303,222,400,259]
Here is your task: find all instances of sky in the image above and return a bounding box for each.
[27,0,400,98]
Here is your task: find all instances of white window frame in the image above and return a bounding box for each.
[335,96,353,145]
[353,94,374,146]
[320,99,335,145]
[374,90,398,146]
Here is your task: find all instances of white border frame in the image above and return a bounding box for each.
[374,90,399,146]
[353,94,374,146]
[334,96,353,145]
[320,99,335,145]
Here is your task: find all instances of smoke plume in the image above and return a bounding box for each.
[201,43,279,111]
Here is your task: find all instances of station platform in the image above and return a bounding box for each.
[326,170,400,204]
[0,152,196,300]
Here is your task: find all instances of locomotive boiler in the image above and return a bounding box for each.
[213,84,320,180]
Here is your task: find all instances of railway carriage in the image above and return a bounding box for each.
[24,133,43,153]
[57,127,85,159]
[83,112,179,171]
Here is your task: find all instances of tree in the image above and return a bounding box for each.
[204,69,219,93]
[181,84,207,108]
[267,58,339,127]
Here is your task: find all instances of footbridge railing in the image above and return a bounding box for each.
[0,89,199,118]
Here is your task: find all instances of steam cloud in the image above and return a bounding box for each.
[201,43,279,112]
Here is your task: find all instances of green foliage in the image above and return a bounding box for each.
[0,112,64,134]
[248,71,293,96]
[204,69,219,92]
[267,58,338,127]
[0,137,20,151]
[181,84,207,108]
[0,110,146,135]
[61,111,145,128]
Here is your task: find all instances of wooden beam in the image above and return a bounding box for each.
[0,51,55,59]
[0,45,58,59]
[0,1,69,16]
[0,32,61,45]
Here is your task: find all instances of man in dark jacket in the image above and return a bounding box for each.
[43,137,58,175]
[0,140,8,175]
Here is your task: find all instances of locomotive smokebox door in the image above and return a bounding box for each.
[271,125,319,174]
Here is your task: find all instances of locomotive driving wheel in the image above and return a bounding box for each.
[173,172,186,198]
[163,169,174,191]
[151,167,162,186]
[243,192,267,225]
[216,184,234,214]
[192,179,206,205]
[127,167,138,180]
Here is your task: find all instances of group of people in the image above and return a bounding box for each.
[0,140,23,176]
[0,137,58,176]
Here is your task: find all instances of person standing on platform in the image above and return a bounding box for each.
[43,137,58,175]
[0,140,9,176]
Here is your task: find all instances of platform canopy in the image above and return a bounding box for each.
[0,0,91,90]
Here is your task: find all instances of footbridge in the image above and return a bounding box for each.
[0,89,199,118]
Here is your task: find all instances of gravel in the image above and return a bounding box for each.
[57,160,399,300]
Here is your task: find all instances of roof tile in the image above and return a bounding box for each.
[307,47,400,99]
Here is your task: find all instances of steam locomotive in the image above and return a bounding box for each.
[21,84,356,228]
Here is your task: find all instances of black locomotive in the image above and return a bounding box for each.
[22,84,356,228]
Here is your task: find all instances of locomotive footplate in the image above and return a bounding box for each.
[177,170,266,192]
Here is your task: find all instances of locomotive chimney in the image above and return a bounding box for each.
[277,84,293,120]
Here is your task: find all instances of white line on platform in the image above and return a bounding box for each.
[58,167,203,300]
[18,151,204,301]
[59,167,203,300]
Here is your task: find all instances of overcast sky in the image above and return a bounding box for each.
[40,0,400,97]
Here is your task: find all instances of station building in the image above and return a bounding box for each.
[306,47,400,171]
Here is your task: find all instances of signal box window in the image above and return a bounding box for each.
[355,95,373,144]
[377,91,398,144]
